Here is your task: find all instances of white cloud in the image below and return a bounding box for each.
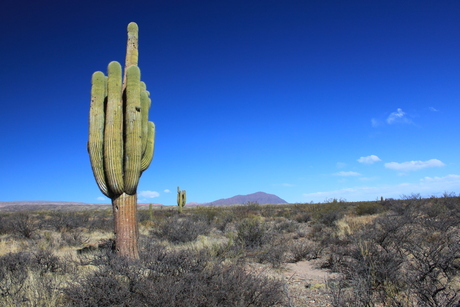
[96,196,107,201]
[334,171,361,177]
[303,174,460,202]
[421,174,460,183]
[357,155,382,164]
[387,108,412,125]
[385,159,445,172]
[429,107,439,112]
[138,190,160,198]
[164,189,171,193]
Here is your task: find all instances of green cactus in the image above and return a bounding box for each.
[177,187,187,214]
[88,22,155,259]
[149,203,153,221]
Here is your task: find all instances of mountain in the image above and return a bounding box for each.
[203,192,287,206]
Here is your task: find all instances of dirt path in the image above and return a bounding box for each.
[281,259,338,307]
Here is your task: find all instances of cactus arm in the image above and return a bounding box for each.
[140,81,146,92]
[177,187,181,206]
[140,91,150,155]
[123,22,139,86]
[124,65,142,195]
[104,61,125,196]
[88,71,110,197]
[141,121,155,172]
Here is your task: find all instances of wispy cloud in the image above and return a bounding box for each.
[96,196,107,201]
[359,176,379,182]
[371,118,382,127]
[164,189,171,193]
[333,171,361,177]
[421,174,460,184]
[303,174,460,202]
[357,155,381,164]
[429,107,439,112]
[387,108,413,125]
[138,190,160,198]
[372,108,415,128]
[384,159,445,172]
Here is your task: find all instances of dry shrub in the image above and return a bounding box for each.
[64,245,287,307]
[151,215,211,244]
[327,196,460,307]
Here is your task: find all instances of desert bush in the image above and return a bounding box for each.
[308,201,348,226]
[0,250,69,306]
[288,239,322,262]
[0,213,11,235]
[212,212,235,232]
[46,211,90,232]
[254,235,288,268]
[87,210,113,231]
[235,217,271,249]
[8,212,38,238]
[232,201,262,219]
[192,206,222,223]
[293,211,311,223]
[273,218,299,233]
[32,249,64,274]
[152,215,211,244]
[327,196,460,307]
[354,202,386,216]
[64,244,287,307]
[0,252,31,299]
[60,229,88,247]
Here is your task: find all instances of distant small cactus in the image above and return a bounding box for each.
[177,187,187,213]
[148,203,153,220]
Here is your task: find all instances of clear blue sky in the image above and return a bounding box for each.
[1,0,459,205]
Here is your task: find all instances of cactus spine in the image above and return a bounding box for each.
[88,22,155,259]
[177,187,187,213]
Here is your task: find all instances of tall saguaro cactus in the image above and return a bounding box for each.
[177,187,187,214]
[88,22,155,259]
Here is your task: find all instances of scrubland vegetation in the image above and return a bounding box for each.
[0,193,459,306]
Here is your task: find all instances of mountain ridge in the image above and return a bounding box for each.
[0,192,287,208]
[200,191,287,206]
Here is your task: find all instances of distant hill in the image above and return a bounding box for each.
[0,201,165,212]
[0,193,287,210]
[202,192,287,206]
[0,201,105,207]
[0,201,164,207]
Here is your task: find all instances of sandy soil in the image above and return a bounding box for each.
[281,259,338,306]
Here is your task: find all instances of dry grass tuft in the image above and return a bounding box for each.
[335,214,379,239]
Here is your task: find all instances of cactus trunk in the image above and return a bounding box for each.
[88,22,154,259]
[112,193,139,258]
